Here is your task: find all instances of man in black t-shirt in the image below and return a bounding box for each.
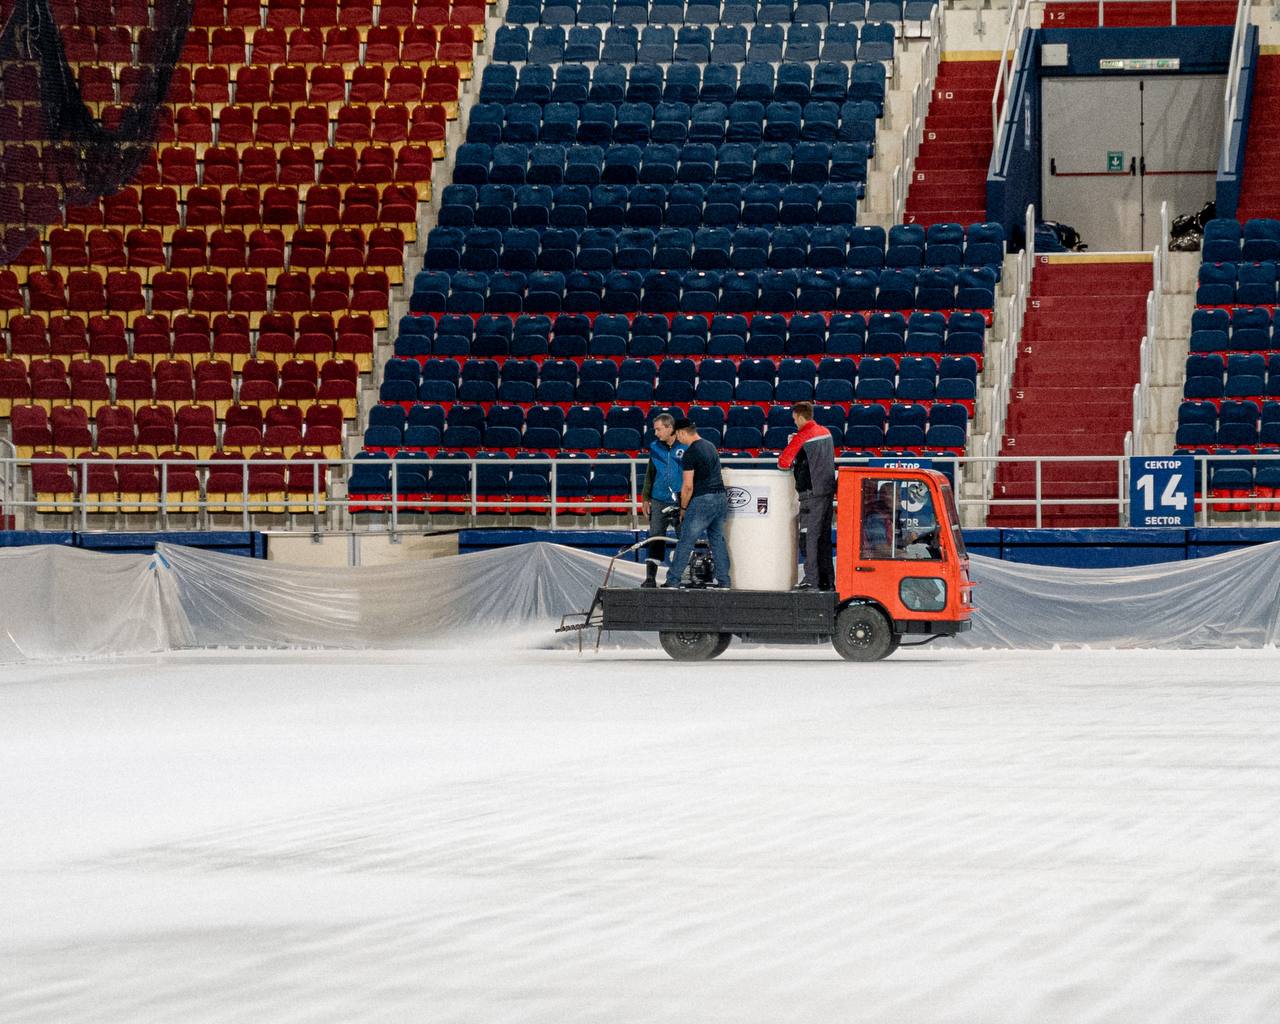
[663,419,731,588]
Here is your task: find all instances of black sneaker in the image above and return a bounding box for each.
[792,581,814,591]
[640,579,657,589]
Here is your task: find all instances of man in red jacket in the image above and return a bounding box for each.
[777,402,836,590]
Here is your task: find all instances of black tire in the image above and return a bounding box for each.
[659,630,732,661]
[832,604,896,662]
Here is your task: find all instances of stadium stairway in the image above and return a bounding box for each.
[903,54,997,229]
[990,255,1154,527]
[1039,0,1237,26]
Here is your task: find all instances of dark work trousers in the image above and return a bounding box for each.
[647,500,682,564]
[798,491,834,588]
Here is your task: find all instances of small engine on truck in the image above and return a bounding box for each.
[561,466,974,661]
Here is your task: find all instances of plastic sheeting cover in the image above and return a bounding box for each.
[2,539,1279,662]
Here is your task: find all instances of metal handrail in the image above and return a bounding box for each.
[4,451,1276,530]
[1132,201,1170,455]
[1222,0,1253,172]
[991,0,1030,141]
[892,3,943,222]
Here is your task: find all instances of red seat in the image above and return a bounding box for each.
[247,228,287,270]
[212,314,252,368]
[270,64,308,105]
[319,145,357,184]
[235,65,271,104]
[95,405,137,450]
[61,26,95,60]
[175,104,214,144]
[318,359,357,403]
[262,185,301,226]
[52,404,94,448]
[116,452,162,507]
[290,227,328,269]
[176,403,216,451]
[338,0,373,25]
[227,0,261,26]
[364,25,400,62]
[303,184,341,225]
[0,359,33,412]
[323,25,361,62]
[387,65,424,103]
[334,104,372,143]
[203,145,241,186]
[114,360,156,403]
[350,66,386,103]
[140,185,179,227]
[168,228,209,271]
[423,64,459,103]
[366,226,405,266]
[70,358,111,404]
[130,315,171,363]
[30,450,77,508]
[105,270,144,313]
[267,0,303,26]
[371,104,409,144]
[210,26,247,63]
[79,65,115,103]
[150,270,190,312]
[255,104,293,144]
[250,25,288,63]
[123,227,165,268]
[136,403,176,451]
[12,405,54,447]
[309,63,346,104]
[356,144,396,184]
[417,0,450,24]
[273,271,313,313]
[171,315,212,359]
[85,228,125,267]
[28,270,68,312]
[342,184,380,224]
[280,359,320,400]
[394,144,434,184]
[217,104,254,144]
[241,359,281,404]
[223,402,266,449]
[408,104,446,143]
[155,359,196,404]
[0,268,23,310]
[65,196,105,227]
[402,24,438,61]
[264,403,305,449]
[50,227,88,267]
[291,104,329,145]
[223,185,262,226]
[184,185,224,228]
[241,145,279,186]
[159,146,198,187]
[351,270,389,312]
[49,315,89,359]
[327,226,366,266]
[10,315,50,357]
[286,25,324,61]
[379,0,414,24]
[194,65,231,104]
[228,270,268,312]
[302,0,340,26]
[313,269,351,312]
[155,450,202,500]
[88,314,128,366]
[191,270,230,313]
[279,145,318,185]
[194,359,235,406]
[209,227,248,270]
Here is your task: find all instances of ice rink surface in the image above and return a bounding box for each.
[3,644,1280,1024]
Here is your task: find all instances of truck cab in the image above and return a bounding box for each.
[587,465,974,661]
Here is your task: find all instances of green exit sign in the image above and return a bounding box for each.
[1107,151,1125,172]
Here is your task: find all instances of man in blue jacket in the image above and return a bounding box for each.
[640,413,687,587]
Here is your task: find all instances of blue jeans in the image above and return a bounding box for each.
[665,491,731,587]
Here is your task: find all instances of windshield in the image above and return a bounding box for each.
[939,480,967,559]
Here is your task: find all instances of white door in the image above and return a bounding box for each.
[1139,75,1221,248]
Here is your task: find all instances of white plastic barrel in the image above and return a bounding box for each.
[721,468,798,591]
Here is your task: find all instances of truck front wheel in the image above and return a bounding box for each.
[832,605,897,662]
[659,631,732,661]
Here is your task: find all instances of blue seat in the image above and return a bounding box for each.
[821,22,859,60]
[480,64,517,105]
[1197,262,1236,306]
[638,26,675,61]
[529,26,565,63]
[601,26,638,61]
[786,24,822,62]
[1202,218,1242,262]
[802,100,839,142]
[956,267,997,307]
[1243,218,1280,261]
[738,62,775,103]
[850,61,887,108]
[675,25,712,62]
[859,21,895,61]
[1237,262,1278,305]
[749,24,785,62]
[713,25,748,62]
[690,101,729,145]
[564,25,601,61]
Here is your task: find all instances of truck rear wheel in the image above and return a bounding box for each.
[659,631,732,661]
[832,604,896,662]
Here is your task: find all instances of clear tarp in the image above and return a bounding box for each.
[1,540,1278,663]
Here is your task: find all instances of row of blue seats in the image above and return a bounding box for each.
[1201,219,1280,264]
[1185,353,1280,401]
[1177,399,1280,447]
[409,267,1000,314]
[1189,308,1280,353]
[1196,262,1280,306]
[465,99,881,147]
[396,309,987,343]
[370,399,957,433]
[452,140,873,187]
[424,225,1002,275]
[439,181,867,230]
[504,0,925,27]
[491,21,896,62]
[478,61,887,108]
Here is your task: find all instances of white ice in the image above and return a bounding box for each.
[3,646,1280,1023]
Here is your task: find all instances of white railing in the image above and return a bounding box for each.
[891,3,944,222]
[0,437,15,523]
[991,0,1032,141]
[1222,0,1254,172]
[3,451,1276,531]
[1131,202,1170,455]
[983,203,1037,502]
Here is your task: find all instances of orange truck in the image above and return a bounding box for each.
[579,466,974,661]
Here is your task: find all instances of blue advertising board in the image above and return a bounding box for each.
[1129,456,1194,527]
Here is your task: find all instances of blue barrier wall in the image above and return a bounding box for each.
[1216,25,1259,218]
[0,531,266,557]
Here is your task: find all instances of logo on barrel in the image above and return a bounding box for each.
[757,497,768,514]
[726,486,751,510]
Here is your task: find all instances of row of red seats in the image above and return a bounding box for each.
[1,358,358,407]
[191,0,486,29]
[172,61,464,107]
[51,184,422,232]
[32,225,405,273]
[12,403,344,451]
[183,19,485,66]
[30,452,335,514]
[168,102,449,146]
[0,313,375,370]
[0,267,391,315]
[141,147,435,190]
[49,0,150,26]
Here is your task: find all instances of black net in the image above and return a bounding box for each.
[0,0,191,263]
